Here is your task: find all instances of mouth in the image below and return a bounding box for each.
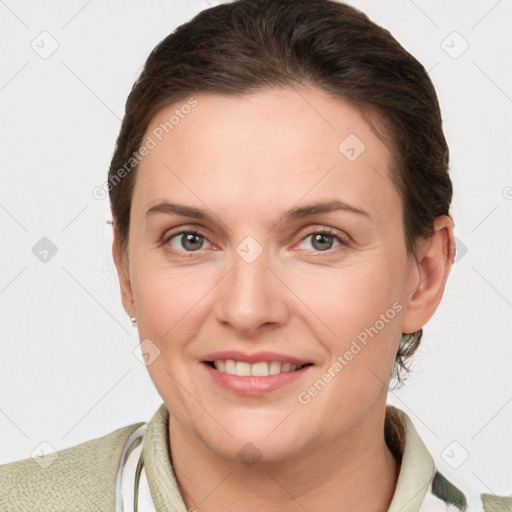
[203,359,314,376]
[201,358,314,396]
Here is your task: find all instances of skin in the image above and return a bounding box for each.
[113,84,455,512]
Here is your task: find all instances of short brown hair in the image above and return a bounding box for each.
[108,0,452,379]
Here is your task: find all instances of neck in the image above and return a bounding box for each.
[168,402,399,512]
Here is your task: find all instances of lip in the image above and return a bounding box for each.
[202,361,313,396]
[201,350,312,366]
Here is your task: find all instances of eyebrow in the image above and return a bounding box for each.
[145,200,370,224]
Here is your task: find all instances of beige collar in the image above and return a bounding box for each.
[141,403,439,512]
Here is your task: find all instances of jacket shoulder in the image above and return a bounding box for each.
[0,420,145,512]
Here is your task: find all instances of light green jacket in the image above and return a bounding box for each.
[0,403,508,511]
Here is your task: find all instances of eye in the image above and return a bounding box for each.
[161,227,349,255]
[298,228,349,253]
[164,229,213,253]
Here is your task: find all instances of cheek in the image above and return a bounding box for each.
[294,260,402,339]
[291,259,403,393]
[131,262,213,341]
[129,265,215,420]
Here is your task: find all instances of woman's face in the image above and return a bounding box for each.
[116,85,431,462]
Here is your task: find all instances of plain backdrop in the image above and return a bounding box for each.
[1,0,511,509]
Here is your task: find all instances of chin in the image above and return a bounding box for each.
[211,433,306,466]
[196,415,309,463]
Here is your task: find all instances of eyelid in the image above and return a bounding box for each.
[297,225,350,244]
[294,226,351,253]
[161,224,351,254]
[161,226,214,248]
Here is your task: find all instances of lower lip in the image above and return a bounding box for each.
[202,362,312,396]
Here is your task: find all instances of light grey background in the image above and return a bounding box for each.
[1,0,511,508]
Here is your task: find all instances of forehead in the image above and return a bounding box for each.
[134,85,399,219]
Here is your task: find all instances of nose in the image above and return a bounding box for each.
[214,245,291,337]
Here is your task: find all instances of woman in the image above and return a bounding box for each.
[0,0,503,510]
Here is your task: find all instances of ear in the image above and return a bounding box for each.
[401,215,455,334]
[112,223,135,319]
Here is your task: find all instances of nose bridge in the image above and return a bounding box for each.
[215,235,288,333]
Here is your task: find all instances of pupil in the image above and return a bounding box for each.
[183,233,203,251]
[313,233,332,251]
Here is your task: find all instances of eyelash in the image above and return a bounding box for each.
[161,226,350,256]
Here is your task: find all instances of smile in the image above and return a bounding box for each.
[205,360,313,376]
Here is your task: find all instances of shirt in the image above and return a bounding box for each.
[0,403,506,511]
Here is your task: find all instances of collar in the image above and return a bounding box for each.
[385,405,436,512]
[119,403,464,512]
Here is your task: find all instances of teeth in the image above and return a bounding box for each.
[212,359,305,376]
[269,361,282,375]
[224,360,236,374]
[251,361,269,376]
[235,361,251,377]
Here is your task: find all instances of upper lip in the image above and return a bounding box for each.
[202,350,313,366]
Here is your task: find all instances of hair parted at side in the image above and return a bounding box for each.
[108,0,452,379]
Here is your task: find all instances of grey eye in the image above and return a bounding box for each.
[307,233,336,251]
[170,232,205,251]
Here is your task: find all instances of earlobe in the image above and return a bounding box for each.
[401,215,455,334]
[112,223,135,318]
